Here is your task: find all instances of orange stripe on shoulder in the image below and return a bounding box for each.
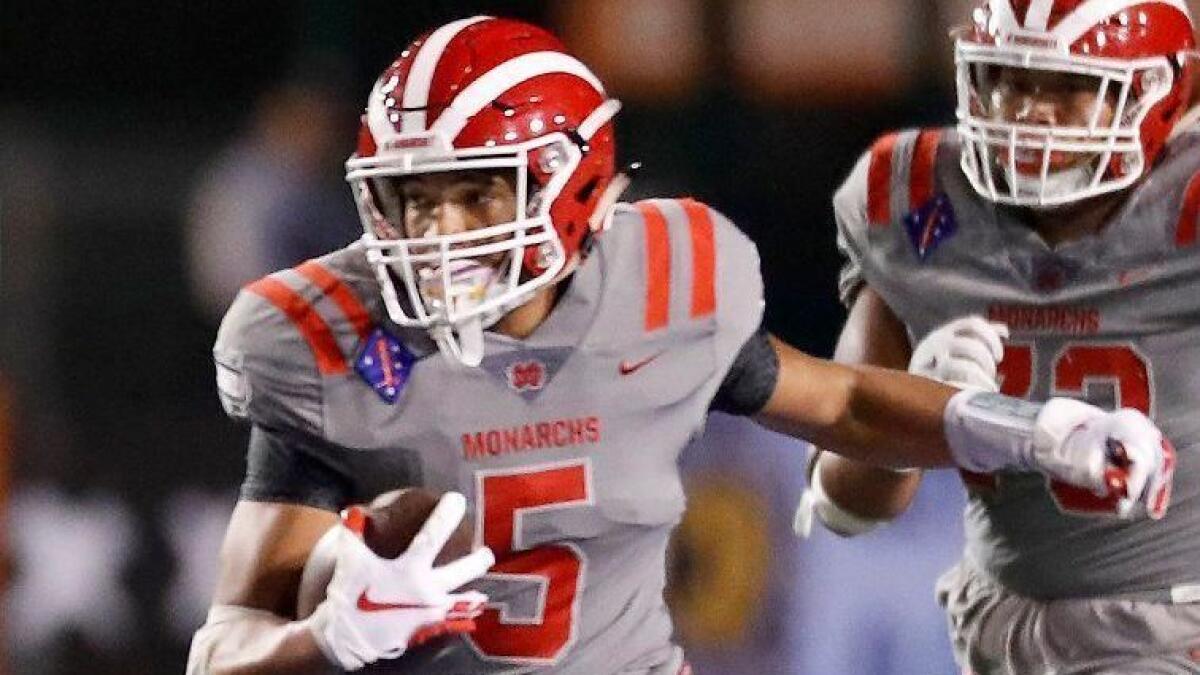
[867,132,900,226]
[636,201,671,331]
[295,260,373,340]
[1176,171,1200,247]
[246,276,349,375]
[680,199,716,318]
[909,130,942,209]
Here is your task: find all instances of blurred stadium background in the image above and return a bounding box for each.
[4,1,1179,673]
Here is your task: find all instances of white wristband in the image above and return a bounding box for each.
[809,456,885,536]
[793,450,888,538]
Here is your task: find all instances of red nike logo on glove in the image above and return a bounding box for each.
[619,352,661,375]
[356,590,436,612]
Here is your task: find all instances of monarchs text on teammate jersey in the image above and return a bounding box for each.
[836,126,1200,600]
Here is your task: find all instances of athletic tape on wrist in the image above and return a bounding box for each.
[944,390,1041,473]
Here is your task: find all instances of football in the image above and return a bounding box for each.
[295,487,476,619]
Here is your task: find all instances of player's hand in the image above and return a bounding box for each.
[1033,399,1176,520]
[909,316,1008,391]
[305,492,495,671]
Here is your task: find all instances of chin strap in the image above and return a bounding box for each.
[432,319,485,367]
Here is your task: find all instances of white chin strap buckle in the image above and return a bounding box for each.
[432,319,485,367]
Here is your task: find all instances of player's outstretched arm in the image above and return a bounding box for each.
[755,332,1175,520]
[187,495,494,674]
[757,336,956,468]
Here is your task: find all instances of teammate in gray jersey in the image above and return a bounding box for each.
[801,1,1200,673]
[187,15,1175,675]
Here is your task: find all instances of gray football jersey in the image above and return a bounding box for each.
[213,198,764,673]
[836,126,1200,600]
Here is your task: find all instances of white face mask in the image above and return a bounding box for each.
[346,100,622,368]
[416,259,507,329]
[415,260,509,367]
[1002,161,1096,206]
[955,39,1175,207]
[348,135,579,367]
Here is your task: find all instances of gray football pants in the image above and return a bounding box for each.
[936,560,1200,675]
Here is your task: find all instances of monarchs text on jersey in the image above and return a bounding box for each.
[213,198,764,673]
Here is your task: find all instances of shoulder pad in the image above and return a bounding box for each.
[1147,134,1200,249]
[834,127,949,306]
[213,251,379,436]
[864,129,945,227]
[598,197,763,370]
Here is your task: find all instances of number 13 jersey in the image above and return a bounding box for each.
[836,127,1200,600]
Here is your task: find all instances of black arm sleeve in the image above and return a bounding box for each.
[709,325,779,416]
[240,425,424,512]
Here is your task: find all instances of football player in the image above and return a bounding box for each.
[187,16,1174,675]
[800,1,1200,672]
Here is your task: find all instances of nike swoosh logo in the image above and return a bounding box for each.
[356,590,436,613]
[619,352,661,375]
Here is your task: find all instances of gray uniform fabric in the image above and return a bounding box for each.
[937,560,1200,674]
[836,126,1200,670]
[213,199,764,674]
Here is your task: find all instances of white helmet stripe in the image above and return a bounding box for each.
[1024,0,1056,30]
[1052,0,1191,43]
[430,51,605,141]
[577,99,621,140]
[366,77,399,145]
[399,15,492,133]
[989,0,1022,31]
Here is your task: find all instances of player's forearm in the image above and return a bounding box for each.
[188,607,330,675]
[828,362,959,467]
[758,340,956,467]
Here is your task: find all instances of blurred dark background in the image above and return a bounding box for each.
[1,1,1008,673]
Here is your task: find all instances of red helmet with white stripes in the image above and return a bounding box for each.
[345,16,620,364]
[956,0,1196,206]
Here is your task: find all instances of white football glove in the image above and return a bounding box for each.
[909,316,1008,391]
[945,392,1176,520]
[305,492,496,671]
[1032,399,1176,520]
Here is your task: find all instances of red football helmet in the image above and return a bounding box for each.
[956,0,1196,206]
[346,16,620,364]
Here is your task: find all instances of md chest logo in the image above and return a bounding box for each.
[1010,253,1082,293]
[482,347,571,402]
[506,360,546,392]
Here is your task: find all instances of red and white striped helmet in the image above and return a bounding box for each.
[346,16,620,364]
[956,0,1196,206]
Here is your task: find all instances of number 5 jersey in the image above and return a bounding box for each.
[836,127,1200,601]
[213,198,766,673]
